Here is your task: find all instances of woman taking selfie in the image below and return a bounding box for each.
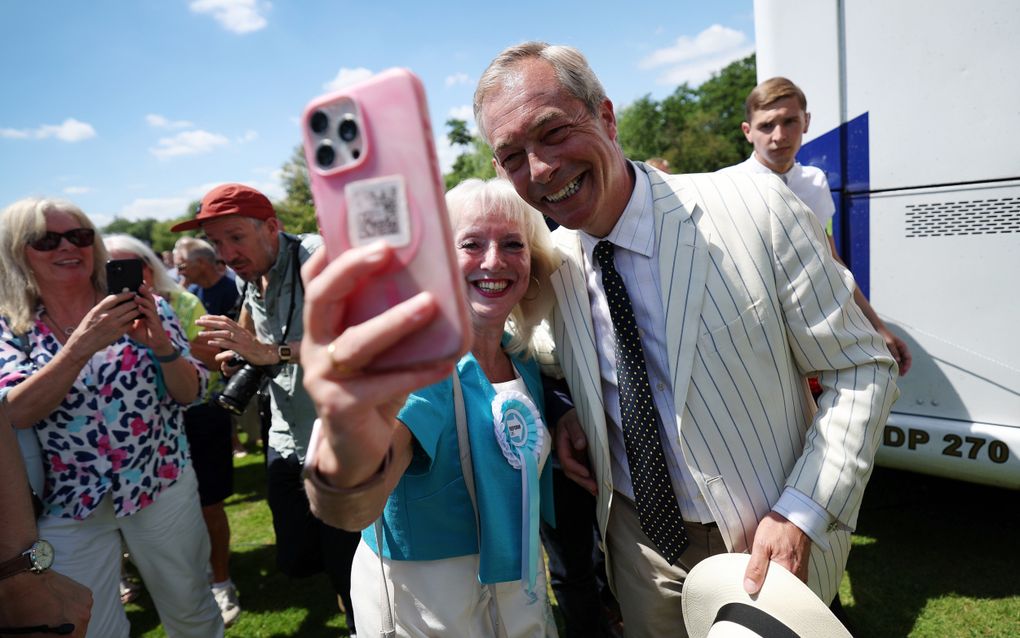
[0,198,222,638]
[301,178,561,636]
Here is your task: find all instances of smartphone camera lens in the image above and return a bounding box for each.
[316,142,336,168]
[309,110,329,134]
[338,117,358,142]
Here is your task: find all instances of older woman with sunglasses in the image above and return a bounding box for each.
[0,198,223,638]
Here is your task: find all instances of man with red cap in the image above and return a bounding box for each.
[171,184,360,635]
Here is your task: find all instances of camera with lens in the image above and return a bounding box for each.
[307,98,364,170]
[216,357,266,415]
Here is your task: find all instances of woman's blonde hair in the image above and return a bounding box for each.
[0,198,108,334]
[104,234,183,299]
[445,178,559,357]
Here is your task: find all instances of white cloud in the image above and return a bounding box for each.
[237,129,258,143]
[640,24,754,86]
[120,196,193,221]
[448,105,474,123]
[445,72,470,88]
[146,114,194,129]
[149,130,230,159]
[0,118,97,142]
[64,186,93,195]
[189,0,269,34]
[323,67,373,92]
[0,128,30,139]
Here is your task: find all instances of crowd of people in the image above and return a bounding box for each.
[1,41,906,638]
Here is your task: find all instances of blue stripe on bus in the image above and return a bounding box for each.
[798,112,871,298]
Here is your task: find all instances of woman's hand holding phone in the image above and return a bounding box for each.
[301,245,454,491]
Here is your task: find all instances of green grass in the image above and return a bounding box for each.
[126,449,350,637]
[126,452,1019,637]
[839,467,1019,637]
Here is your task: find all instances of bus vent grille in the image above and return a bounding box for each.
[905,197,1020,237]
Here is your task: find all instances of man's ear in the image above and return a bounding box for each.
[804,111,811,135]
[741,121,752,143]
[599,98,618,140]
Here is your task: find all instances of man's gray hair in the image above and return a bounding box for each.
[474,41,607,144]
[173,236,217,264]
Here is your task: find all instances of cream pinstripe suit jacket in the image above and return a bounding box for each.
[541,163,899,603]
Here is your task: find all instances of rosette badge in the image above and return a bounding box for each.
[491,390,546,595]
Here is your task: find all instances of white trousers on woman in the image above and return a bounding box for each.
[38,464,223,638]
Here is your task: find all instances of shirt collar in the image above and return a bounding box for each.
[579,160,655,261]
[748,152,797,179]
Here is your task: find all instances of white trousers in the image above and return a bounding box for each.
[38,464,224,638]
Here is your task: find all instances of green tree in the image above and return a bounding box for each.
[103,217,156,243]
[274,145,318,234]
[616,53,757,173]
[443,119,495,190]
[446,118,474,147]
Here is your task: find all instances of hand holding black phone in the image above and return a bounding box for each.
[106,258,143,295]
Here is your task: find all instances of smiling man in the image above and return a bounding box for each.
[474,42,900,637]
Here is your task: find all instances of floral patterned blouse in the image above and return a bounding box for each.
[0,296,208,520]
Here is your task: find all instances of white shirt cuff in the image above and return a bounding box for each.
[773,487,840,551]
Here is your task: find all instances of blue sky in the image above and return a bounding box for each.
[0,1,754,228]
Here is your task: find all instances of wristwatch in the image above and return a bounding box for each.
[277,344,293,364]
[0,540,54,581]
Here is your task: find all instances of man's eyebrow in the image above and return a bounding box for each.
[493,110,567,156]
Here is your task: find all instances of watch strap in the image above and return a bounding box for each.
[0,552,31,581]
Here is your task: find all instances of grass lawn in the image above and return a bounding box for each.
[127,452,1019,637]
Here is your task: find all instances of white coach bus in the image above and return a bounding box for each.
[753,0,1020,489]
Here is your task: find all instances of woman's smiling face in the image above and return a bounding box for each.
[454,206,531,331]
[26,209,95,289]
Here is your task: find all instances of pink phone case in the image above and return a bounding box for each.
[302,68,470,370]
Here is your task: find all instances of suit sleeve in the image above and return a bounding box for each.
[766,177,899,530]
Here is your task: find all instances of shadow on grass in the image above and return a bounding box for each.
[126,543,351,637]
[843,467,1019,636]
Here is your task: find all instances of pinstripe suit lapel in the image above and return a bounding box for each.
[549,229,603,412]
[649,171,710,412]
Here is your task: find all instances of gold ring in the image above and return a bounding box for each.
[327,342,358,377]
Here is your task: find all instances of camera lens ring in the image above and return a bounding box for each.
[316,142,336,168]
[338,117,358,143]
[309,110,329,134]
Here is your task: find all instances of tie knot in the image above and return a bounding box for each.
[594,240,616,269]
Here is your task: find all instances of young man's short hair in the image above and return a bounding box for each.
[745,77,808,121]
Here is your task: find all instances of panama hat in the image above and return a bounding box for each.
[682,553,852,637]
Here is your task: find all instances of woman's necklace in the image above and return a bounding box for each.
[41,293,97,338]
[43,311,78,336]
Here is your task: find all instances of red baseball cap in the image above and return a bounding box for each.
[170,183,276,232]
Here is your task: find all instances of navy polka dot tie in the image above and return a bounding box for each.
[595,240,688,564]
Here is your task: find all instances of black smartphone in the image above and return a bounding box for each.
[106,258,144,295]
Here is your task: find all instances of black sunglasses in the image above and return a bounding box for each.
[28,228,96,251]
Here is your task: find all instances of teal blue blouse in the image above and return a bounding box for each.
[363,344,555,583]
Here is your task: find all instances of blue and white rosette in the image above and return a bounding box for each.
[491,389,545,598]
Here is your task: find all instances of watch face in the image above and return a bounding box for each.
[279,345,292,361]
[30,540,54,571]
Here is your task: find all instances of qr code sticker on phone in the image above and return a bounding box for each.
[344,175,411,248]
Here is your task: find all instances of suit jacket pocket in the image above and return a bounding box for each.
[697,298,768,360]
[703,474,749,553]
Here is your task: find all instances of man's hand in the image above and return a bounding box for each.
[879,327,912,376]
[743,511,811,594]
[555,409,597,495]
[196,315,276,367]
[0,570,92,637]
